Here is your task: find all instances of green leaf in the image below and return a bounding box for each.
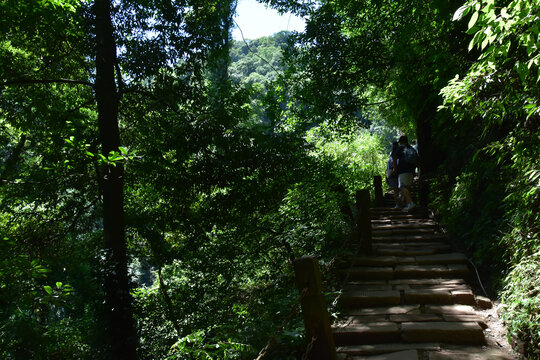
[526,34,536,56]
[503,40,512,57]
[468,37,476,52]
[468,11,479,29]
[466,25,479,35]
[481,35,490,50]
[453,4,471,21]
[44,285,53,294]
[515,61,529,82]
[469,31,483,51]
[56,281,63,288]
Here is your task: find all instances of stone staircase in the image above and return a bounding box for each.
[331,194,513,360]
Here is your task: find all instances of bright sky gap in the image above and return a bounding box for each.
[232,0,306,40]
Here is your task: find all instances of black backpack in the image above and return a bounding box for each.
[402,146,419,165]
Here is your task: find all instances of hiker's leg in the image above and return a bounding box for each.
[393,187,400,204]
[401,186,413,204]
[389,177,401,206]
[398,173,414,205]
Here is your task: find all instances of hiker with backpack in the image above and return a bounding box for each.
[392,135,419,212]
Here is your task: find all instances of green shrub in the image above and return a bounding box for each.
[501,252,540,358]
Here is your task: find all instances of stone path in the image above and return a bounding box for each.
[332,194,515,360]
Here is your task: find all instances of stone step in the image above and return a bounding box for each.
[371,219,438,226]
[422,304,478,315]
[340,290,401,307]
[339,349,420,360]
[374,245,452,256]
[401,321,485,344]
[333,322,401,346]
[371,220,439,230]
[425,347,515,359]
[404,289,475,306]
[389,279,468,287]
[336,313,487,330]
[345,267,395,280]
[341,304,478,317]
[333,321,486,347]
[371,214,428,221]
[395,264,470,279]
[348,253,467,267]
[374,242,451,249]
[349,256,416,266]
[373,234,447,243]
[415,253,468,265]
[336,343,440,356]
[342,264,469,281]
[371,213,427,220]
[340,288,475,307]
[372,228,438,237]
[371,206,423,213]
[344,279,471,292]
[342,305,422,317]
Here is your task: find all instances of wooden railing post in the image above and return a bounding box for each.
[356,189,372,254]
[294,256,337,360]
[373,175,383,207]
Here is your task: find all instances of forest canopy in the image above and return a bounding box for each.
[1,0,539,359]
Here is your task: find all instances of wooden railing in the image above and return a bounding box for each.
[290,181,377,359]
[291,175,436,358]
[294,256,337,360]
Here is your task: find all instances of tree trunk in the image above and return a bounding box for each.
[94,0,138,358]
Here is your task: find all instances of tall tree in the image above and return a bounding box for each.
[94,0,138,357]
[1,0,240,357]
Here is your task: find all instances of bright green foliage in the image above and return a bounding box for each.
[230,32,291,86]
[433,0,540,355]
[6,0,539,358]
[441,0,540,122]
[1,0,388,357]
[437,0,540,264]
[307,128,387,194]
[501,251,540,358]
[229,32,293,126]
[264,0,466,134]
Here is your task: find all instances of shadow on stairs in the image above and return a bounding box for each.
[331,192,516,360]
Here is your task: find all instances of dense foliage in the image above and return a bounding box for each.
[2,0,539,358]
[436,0,540,356]
[264,0,539,356]
[0,1,385,359]
[230,31,290,86]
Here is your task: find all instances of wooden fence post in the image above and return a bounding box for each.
[373,175,383,207]
[294,256,337,360]
[356,189,372,254]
